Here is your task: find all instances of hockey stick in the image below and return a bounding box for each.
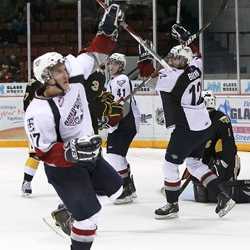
[123,77,153,103]
[96,0,170,69]
[176,0,182,24]
[179,174,192,195]
[185,0,230,46]
[160,168,192,196]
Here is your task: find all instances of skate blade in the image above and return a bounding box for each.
[155,212,179,220]
[42,216,70,241]
[114,196,133,205]
[132,192,137,199]
[218,199,236,218]
[22,192,32,198]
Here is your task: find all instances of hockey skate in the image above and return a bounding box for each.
[114,177,133,205]
[21,181,32,197]
[215,192,236,217]
[129,174,137,199]
[155,202,179,219]
[51,204,73,235]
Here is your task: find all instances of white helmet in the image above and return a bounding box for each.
[202,90,216,109]
[33,52,64,83]
[169,45,193,65]
[108,53,126,70]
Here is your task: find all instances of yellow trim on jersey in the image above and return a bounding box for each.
[25,156,40,170]
[215,139,223,153]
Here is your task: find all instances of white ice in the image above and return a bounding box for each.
[1,148,250,250]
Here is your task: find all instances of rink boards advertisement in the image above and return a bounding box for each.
[0,82,250,150]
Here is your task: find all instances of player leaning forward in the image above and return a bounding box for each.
[154,25,236,219]
[24,10,125,250]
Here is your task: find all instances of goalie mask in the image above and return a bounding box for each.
[33,52,65,84]
[108,53,126,73]
[167,45,193,69]
[202,90,216,109]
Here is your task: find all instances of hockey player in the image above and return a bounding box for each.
[21,79,42,196]
[24,4,126,250]
[25,51,123,250]
[192,90,240,202]
[104,52,140,204]
[154,24,236,219]
[21,3,124,197]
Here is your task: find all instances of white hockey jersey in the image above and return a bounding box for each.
[24,83,94,153]
[105,74,140,132]
[156,57,211,131]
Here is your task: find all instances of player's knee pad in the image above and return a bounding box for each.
[162,160,180,182]
[186,157,210,180]
[104,153,127,173]
[71,213,99,243]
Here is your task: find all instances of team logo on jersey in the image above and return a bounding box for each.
[65,94,84,126]
[117,80,126,87]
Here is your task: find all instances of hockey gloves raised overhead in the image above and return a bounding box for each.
[137,40,155,78]
[98,4,124,41]
[171,24,191,44]
[64,135,102,163]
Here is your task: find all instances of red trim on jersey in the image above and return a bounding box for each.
[164,180,181,187]
[118,168,129,175]
[82,34,116,55]
[72,226,96,236]
[200,171,214,183]
[35,143,74,168]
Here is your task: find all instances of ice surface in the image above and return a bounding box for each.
[1,148,250,250]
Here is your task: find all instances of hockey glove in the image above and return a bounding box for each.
[171,24,191,43]
[137,40,155,77]
[99,91,114,104]
[64,135,102,163]
[97,4,124,41]
[210,158,228,177]
[101,101,123,127]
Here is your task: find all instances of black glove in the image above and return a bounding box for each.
[137,40,153,63]
[210,158,228,177]
[64,135,102,163]
[171,24,191,43]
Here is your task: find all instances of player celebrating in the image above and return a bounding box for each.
[192,90,240,202]
[104,53,140,204]
[25,50,123,250]
[154,24,235,219]
[21,3,124,197]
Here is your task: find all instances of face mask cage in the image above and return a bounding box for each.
[41,59,65,83]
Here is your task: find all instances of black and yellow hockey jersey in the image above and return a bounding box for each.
[202,109,237,166]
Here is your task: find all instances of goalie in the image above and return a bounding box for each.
[192,90,240,202]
